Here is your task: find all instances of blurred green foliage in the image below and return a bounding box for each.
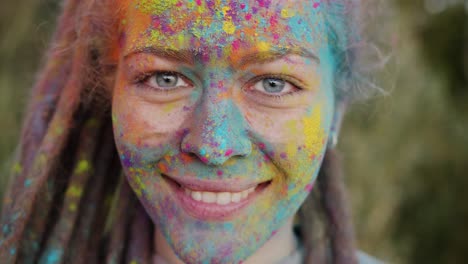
[341,1,468,263]
[0,1,466,263]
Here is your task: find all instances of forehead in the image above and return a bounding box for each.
[119,0,328,56]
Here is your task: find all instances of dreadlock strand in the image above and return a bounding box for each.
[320,149,357,264]
[87,139,122,263]
[0,51,85,264]
[17,0,81,174]
[125,203,154,264]
[0,3,94,262]
[18,110,90,264]
[18,146,78,264]
[104,178,137,264]
[0,0,80,224]
[300,178,329,264]
[37,115,104,264]
[64,122,117,264]
[18,105,96,264]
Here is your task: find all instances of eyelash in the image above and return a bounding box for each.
[245,74,304,98]
[132,71,189,91]
[252,74,303,87]
[132,71,304,98]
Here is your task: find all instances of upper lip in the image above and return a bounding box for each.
[162,174,271,192]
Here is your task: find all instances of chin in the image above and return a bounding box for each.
[153,194,304,264]
[168,226,265,264]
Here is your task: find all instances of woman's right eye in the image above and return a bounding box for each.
[142,72,192,90]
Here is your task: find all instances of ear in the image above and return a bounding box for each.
[327,99,348,149]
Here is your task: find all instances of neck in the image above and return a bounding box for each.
[154,217,296,264]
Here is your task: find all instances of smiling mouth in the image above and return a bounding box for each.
[183,185,257,205]
[162,174,271,220]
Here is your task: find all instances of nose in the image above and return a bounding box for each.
[181,96,252,166]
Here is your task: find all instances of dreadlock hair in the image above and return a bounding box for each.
[0,0,365,263]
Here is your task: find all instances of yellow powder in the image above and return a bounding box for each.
[285,119,299,157]
[74,160,90,174]
[302,105,325,155]
[257,41,270,52]
[69,203,77,212]
[223,20,236,35]
[222,6,231,16]
[281,9,295,18]
[12,163,22,174]
[66,186,83,197]
[138,0,178,15]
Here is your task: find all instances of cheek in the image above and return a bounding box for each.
[284,106,329,178]
[296,105,328,158]
[248,100,331,194]
[242,103,329,154]
[112,87,193,147]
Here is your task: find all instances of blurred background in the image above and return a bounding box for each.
[0,0,467,263]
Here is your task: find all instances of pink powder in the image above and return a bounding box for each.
[225,149,233,156]
[232,39,241,51]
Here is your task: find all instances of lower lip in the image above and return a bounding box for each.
[163,175,270,221]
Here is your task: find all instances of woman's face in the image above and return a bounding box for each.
[112,0,336,262]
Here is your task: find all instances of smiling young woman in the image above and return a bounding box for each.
[0,0,379,263]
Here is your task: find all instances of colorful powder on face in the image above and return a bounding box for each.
[303,105,326,155]
[137,0,179,15]
[113,0,336,262]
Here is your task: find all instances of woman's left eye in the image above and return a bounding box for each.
[252,77,297,96]
[145,72,191,90]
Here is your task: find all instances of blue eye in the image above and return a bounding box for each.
[262,78,286,93]
[253,77,295,95]
[146,72,191,89]
[156,72,179,87]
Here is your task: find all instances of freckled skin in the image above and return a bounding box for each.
[112,0,336,263]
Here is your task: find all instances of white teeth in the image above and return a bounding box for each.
[191,191,202,201]
[202,192,217,203]
[231,192,241,203]
[217,192,231,205]
[184,186,257,205]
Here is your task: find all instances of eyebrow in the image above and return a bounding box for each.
[237,47,320,67]
[123,46,319,66]
[124,47,196,65]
